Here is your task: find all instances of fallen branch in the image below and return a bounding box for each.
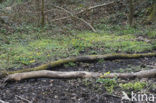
[75,17,97,32]
[5,69,156,82]
[51,1,115,22]
[1,52,156,77]
[18,1,114,15]
[52,5,96,32]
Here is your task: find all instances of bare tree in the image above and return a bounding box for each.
[34,0,45,27]
[34,0,41,26]
[128,0,134,26]
[0,0,3,3]
[41,0,45,27]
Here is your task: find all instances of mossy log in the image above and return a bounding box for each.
[1,52,156,78]
[5,69,156,82]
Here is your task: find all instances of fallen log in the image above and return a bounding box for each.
[4,69,156,82]
[1,52,156,77]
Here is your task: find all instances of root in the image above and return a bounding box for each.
[5,69,156,82]
[1,52,156,77]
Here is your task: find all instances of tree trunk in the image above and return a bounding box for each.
[128,0,134,26]
[41,0,45,27]
[34,0,41,26]
[0,0,3,3]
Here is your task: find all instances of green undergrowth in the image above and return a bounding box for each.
[96,78,117,93]
[114,65,150,73]
[96,23,156,38]
[0,26,155,69]
[147,30,156,38]
[119,81,148,94]
[77,32,153,53]
[82,77,149,95]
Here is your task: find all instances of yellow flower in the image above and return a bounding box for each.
[47,54,50,57]
[104,71,110,76]
[100,71,111,78]
[30,60,35,63]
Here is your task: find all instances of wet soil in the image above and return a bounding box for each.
[0,57,156,103]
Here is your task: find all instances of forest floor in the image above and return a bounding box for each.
[0,57,156,103]
[0,24,156,103]
[0,0,156,103]
[0,25,156,70]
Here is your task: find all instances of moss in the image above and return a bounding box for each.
[1,52,155,77]
[147,0,156,22]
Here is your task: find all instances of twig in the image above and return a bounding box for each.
[0,100,9,103]
[0,82,7,88]
[15,95,32,103]
[0,77,8,87]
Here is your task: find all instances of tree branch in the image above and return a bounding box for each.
[52,5,96,32]
[1,52,156,78]
[5,69,156,82]
[51,2,115,22]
